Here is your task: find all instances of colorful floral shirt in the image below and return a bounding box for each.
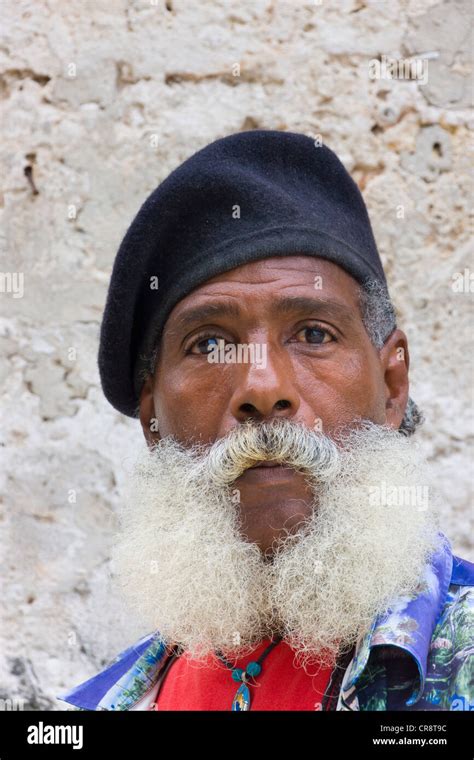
[57,531,474,712]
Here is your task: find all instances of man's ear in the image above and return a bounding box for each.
[139,375,160,447]
[379,328,410,430]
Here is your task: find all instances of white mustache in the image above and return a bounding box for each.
[191,418,341,487]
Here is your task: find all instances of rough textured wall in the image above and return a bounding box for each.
[1,0,472,709]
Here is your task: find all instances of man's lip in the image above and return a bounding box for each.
[236,463,297,484]
[248,460,282,469]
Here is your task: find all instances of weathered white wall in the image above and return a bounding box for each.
[0,0,472,709]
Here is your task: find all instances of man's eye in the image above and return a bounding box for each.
[188,335,225,354]
[294,326,334,345]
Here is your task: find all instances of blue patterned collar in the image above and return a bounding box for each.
[342,531,454,706]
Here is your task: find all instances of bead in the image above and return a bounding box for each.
[232,668,244,682]
[246,661,261,677]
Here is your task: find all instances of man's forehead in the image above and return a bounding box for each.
[165,255,361,330]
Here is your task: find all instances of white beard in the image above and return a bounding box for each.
[110,418,442,670]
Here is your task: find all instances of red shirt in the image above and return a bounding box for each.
[155,637,334,710]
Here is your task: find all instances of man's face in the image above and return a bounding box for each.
[121,260,435,661]
[139,255,409,555]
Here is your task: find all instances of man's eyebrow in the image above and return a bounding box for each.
[270,295,355,324]
[171,295,355,334]
[172,301,242,333]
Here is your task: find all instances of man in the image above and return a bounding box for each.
[58,130,473,712]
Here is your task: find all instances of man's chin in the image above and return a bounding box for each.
[233,468,317,555]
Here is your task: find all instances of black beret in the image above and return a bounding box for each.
[98,129,387,417]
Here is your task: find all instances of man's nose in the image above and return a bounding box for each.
[228,346,300,423]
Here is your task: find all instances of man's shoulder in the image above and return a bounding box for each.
[444,553,474,620]
[56,631,173,711]
[439,552,474,625]
[421,553,474,710]
[450,554,474,587]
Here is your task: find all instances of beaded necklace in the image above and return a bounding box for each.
[214,635,284,711]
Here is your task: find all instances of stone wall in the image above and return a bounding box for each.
[1,0,472,709]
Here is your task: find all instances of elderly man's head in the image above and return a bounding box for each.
[110,255,441,668]
[102,130,440,667]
